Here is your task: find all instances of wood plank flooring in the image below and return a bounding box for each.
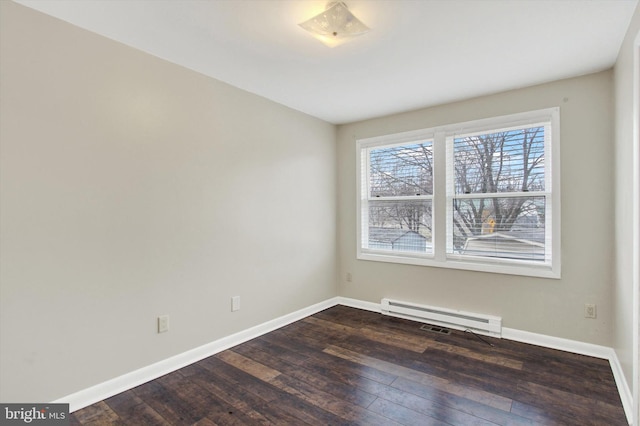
[70,305,628,425]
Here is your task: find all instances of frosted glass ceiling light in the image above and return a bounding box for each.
[299,1,369,47]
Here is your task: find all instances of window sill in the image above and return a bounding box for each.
[357,250,560,279]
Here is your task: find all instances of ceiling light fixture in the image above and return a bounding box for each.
[298,1,369,48]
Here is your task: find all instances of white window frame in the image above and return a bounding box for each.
[356,108,561,279]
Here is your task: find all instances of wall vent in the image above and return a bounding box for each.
[381,298,502,338]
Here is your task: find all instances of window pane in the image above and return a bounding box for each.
[453,127,545,194]
[369,142,433,197]
[358,108,558,276]
[450,196,546,261]
[367,199,432,253]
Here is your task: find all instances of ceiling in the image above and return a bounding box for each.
[14,0,639,124]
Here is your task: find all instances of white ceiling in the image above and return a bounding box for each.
[15,0,639,124]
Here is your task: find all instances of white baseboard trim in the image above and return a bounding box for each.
[336,296,382,313]
[501,327,612,359]
[502,328,633,425]
[610,350,634,425]
[54,297,339,412]
[338,297,634,424]
[54,295,634,425]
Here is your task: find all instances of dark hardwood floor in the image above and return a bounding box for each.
[70,305,628,425]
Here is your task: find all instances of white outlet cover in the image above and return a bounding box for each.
[584,304,597,319]
[231,296,240,312]
[158,315,169,333]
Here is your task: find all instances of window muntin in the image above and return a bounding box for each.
[356,108,560,278]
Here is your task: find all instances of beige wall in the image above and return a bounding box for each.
[338,71,615,346]
[0,2,337,402]
[613,1,640,415]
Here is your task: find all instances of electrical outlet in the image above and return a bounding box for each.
[346,272,352,282]
[158,315,169,333]
[584,304,597,319]
[231,296,240,312]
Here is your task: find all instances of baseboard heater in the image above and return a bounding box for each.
[380,298,502,338]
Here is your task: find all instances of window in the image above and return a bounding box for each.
[357,108,560,278]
